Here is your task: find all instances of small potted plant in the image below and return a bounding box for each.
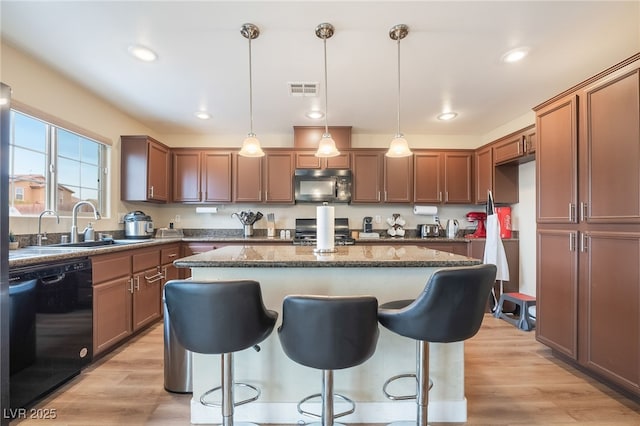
[8,231,19,250]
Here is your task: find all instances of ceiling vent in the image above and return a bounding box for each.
[288,82,318,97]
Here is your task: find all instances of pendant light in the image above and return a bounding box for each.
[315,23,340,158]
[239,23,265,157]
[386,24,413,158]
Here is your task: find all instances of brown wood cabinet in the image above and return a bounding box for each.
[493,124,536,165]
[121,135,170,202]
[293,126,352,150]
[131,248,163,331]
[414,150,474,204]
[535,53,640,397]
[295,151,351,169]
[233,154,263,202]
[351,150,384,203]
[172,150,232,203]
[264,151,294,203]
[384,155,414,203]
[233,150,294,204]
[92,246,165,356]
[92,252,133,355]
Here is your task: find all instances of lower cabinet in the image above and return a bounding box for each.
[537,229,640,397]
[92,246,165,356]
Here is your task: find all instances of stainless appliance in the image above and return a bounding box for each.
[124,210,154,239]
[292,218,356,246]
[363,216,373,233]
[418,224,440,238]
[294,169,352,203]
[8,258,93,414]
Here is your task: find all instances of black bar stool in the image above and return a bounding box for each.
[278,295,379,426]
[378,264,496,425]
[164,279,278,426]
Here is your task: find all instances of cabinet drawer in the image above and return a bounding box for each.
[92,252,131,284]
[132,248,160,272]
[161,244,181,264]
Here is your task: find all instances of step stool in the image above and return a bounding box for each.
[494,292,536,331]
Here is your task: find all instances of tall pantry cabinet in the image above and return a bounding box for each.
[534,53,640,397]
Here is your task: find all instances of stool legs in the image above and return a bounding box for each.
[222,353,234,426]
[322,370,334,426]
[416,340,429,426]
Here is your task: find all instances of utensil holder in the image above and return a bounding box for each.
[244,224,254,237]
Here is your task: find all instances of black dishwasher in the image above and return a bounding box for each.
[8,258,93,413]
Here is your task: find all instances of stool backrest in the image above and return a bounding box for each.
[380,264,497,343]
[164,279,277,354]
[278,295,379,370]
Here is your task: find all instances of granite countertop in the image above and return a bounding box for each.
[174,244,481,268]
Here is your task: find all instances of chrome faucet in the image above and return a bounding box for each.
[71,201,100,243]
[37,209,60,246]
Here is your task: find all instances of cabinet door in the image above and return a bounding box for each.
[414,152,442,203]
[580,231,640,393]
[233,154,263,202]
[493,134,524,164]
[172,150,202,202]
[384,155,413,203]
[443,151,473,203]
[351,151,383,203]
[147,140,170,202]
[475,146,492,203]
[203,151,232,203]
[536,96,578,224]
[536,229,579,359]
[293,126,352,150]
[525,129,536,154]
[264,151,294,203]
[325,153,351,169]
[583,69,640,224]
[132,267,163,331]
[93,277,132,355]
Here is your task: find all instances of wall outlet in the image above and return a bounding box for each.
[117,212,125,224]
[174,215,181,223]
[374,215,382,224]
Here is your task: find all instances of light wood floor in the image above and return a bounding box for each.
[12,315,640,425]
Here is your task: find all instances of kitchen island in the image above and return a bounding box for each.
[174,244,481,424]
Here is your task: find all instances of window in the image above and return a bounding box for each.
[9,110,109,217]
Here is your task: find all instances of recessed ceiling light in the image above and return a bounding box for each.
[437,112,458,121]
[305,110,325,119]
[195,111,211,120]
[501,47,529,63]
[127,44,158,62]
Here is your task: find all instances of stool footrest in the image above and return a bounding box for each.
[382,373,433,401]
[297,392,355,420]
[200,382,261,408]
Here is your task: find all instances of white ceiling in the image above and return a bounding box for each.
[1,1,639,137]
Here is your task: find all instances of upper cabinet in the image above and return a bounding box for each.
[233,150,295,204]
[121,135,170,203]
[295,151,351,169]
[414,150,474,204]
[493,124,536,165]
[294,126,352,170]
[351,150,383,203]
[172,149,232,203]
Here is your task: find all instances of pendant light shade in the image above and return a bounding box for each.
[386,24,412,158]
[239,23,265,157]
[314,23,340,158]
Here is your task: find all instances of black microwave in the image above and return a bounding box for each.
[294,169,352,203]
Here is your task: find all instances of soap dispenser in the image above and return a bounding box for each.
[83,222,95,242]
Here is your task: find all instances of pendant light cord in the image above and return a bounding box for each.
[396,36,401,136]
[248,36,254,135]
[323,36,329,135]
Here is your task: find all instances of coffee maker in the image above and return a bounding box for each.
[363,216,373,233]
[465,212,487,238]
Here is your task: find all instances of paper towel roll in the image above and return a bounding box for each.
[316,205,335,253]
[413,205,438,215]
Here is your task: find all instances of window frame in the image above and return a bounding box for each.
[8,103,110,217]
